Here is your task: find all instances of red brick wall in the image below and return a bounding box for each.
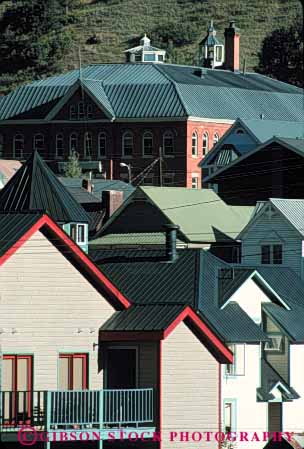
[186,121,232,188]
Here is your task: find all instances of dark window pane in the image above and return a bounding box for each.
[273,245,283,264]
[261,245,271,264]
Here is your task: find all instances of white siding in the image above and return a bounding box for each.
[222,345,268,449]
[161,321,219,449]
[241,210,302,277]
[283,345,304,432]
[223,277,270,323]
[0,230,114,391]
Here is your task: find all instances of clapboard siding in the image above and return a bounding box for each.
[264,316,289,382]
[241,211,302,276]
[0,230,114,391]
[161,322,219,449]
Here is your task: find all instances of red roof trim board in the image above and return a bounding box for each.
[0,214,131,309]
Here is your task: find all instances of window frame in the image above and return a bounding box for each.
[163,131,174,157]
[58,353,88,390]
[13,133,24,159]
[225,344,246,377]
[192,131,198,157]
[84,132,93,158]
[122,131,134,157]
[142,131,153,157]
[87,104,93,119]
[223,399,237,433]
[70,223,86,244]
[33,133,44,154]
[69,133,78,156]
[191,174,199,189]
[55,133,64,159]
[213,132,220,146]
[202,132,209,156]
[261,244,283,265]
[78,102,85,120]
[69,105,76,120]
[98,132,107,158]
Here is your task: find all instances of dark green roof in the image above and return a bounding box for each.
[0,64,303,121]
[100,304,186,331]
[0,212,43,257]
[0,152,89,223]
[58,177,135,200]
[257,359,299,402]
[93,248,267,343]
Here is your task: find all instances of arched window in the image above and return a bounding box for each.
[14,134,24,158]
[235,128,245,135]
[56,134,64,158]
[122,131,133,157]
[0,134,4,157]
[33,133,44,155]
[163,131,174,156]
[69,133,78,155]
[213,132,220,146]
[192,132,198,157]
[98,132,106,158]
[69,105,76,120]
[84,132,93,158]
[142,131,153,156]
[202,132,209,156]
[87,104,93,119]
[78,102,85,119]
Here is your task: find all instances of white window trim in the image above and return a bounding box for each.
[202,132,209,156]
[13,133,24,159]
[122,131,134,158]
[142,131,154,158]
[192,132,198,158]
[98,132,107,158]
[163,131,174,157]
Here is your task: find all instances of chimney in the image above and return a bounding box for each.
[103,190,124,222]
[82,178,93,193]
[163,224,180,263]
[224,21,240,72]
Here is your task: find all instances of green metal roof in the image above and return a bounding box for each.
[97,187,254,244]
[100,304,186,331]
[91,232,173,246]
[241,119,304,142]
[257,359,299,402]
[269,198,304,237]
[0,212,43,257]
[58,177,135,200]
[93,248,267,343]
[0,63,303,121]
[0,151,89,223]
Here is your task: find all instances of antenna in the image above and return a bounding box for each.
[242,58,246,75]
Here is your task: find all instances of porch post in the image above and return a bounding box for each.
[99,390,104,449]
[44,391,51,449]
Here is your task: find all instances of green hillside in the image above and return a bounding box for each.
[0,0,302,92]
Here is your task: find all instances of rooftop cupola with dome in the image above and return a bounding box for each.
[125,34,166,63]
[199,20,224,69]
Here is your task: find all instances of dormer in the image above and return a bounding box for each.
[125,34,166,64]
[199,20,224,69]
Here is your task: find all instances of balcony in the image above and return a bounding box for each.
[0,389,155,445]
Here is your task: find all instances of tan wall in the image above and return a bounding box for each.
[0,230,114,391]
[161,322,219,449]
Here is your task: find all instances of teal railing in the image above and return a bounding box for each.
[0,389,154,430]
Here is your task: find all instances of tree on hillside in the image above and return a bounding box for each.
[64,151,82,178]
[256,21,303,87]
[0,0,76,76]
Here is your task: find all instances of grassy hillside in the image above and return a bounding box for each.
[0,0,302,87]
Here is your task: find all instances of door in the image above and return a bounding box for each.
[268,402,282,432]
[58,353,88,390]
[106,348,137,389]
[2,355,33,425]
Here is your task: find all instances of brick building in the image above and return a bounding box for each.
[0,23,303,188]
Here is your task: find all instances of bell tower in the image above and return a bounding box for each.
[199,20,224,69]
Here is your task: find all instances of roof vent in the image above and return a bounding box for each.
[260,113,265,120]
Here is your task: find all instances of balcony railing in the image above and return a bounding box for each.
[0,389,154,432]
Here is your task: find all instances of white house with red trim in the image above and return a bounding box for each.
[0,211,232,449]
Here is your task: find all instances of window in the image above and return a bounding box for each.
[213,133,220,146]
[261,244,283,265]
[236,128,245,135]
[158,54,164,62]
[98,132,106,158]
[87,104,93,119]
[56,134,64,158]
[58,354,88,390]
[142,131,153,156]
[163,131,174,156]
[13,134,24,158]
[215,45,223,62]
[226,344,245,376]
[70,224,86,244]
[163,173,174,185]
[69,105,76,120]
[135,53,142,62]
[33,133,44,154]
[0,134,4,157]
[122,132,133,157]
[192,132,198,157]
[143,174,154,185]
[84,132,93,158]
[264,335,283,352]
[69,133,78,155]
[3,355,33,423]
[78,102,85,120]
[191,175,198,189]
[202,132,209,156]
[223,400,237,433]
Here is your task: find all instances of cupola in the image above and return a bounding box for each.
[125,34,166,64]
[199,20,224,69]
